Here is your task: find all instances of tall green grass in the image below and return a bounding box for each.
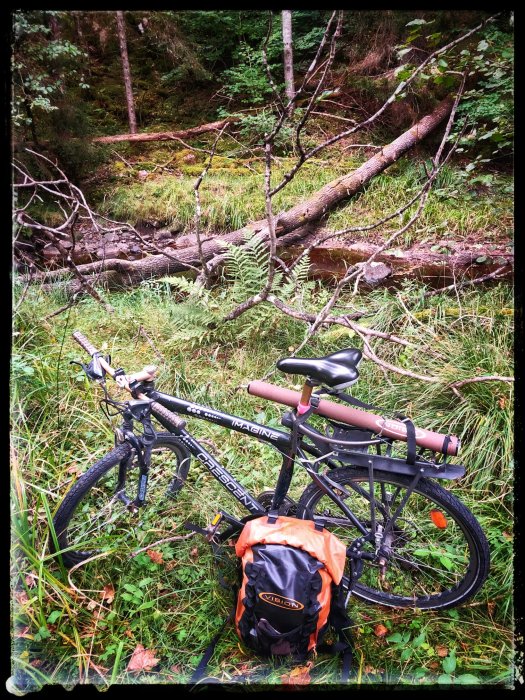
[10,277,514,689]
[101,157,512,245]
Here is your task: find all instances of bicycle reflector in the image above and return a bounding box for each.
[430,509,448,529]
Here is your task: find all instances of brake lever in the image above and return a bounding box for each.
[70,353,110,382]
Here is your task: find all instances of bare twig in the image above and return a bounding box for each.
[261,12,285,114]
[312,111,358,125]
[110,149,134,168]
[130,532,195,557]
[295,11,344,159]
[16,203,115,314]
[67,549,117,612]
[221,138,279,320]
[450,375,514,390]
[355,328,441,383]
[424,265,509,297]
[42,295,79,321]
[13,265,34,314]
[194,123,230,286]
[300,11,338,89]
[137,325,165,362]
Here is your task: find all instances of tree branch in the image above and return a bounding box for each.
[269,13,498,197]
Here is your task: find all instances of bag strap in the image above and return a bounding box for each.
[316,585,353,682]
[189,608,235,686]
[398,415,416,465]
[321,389,382,413]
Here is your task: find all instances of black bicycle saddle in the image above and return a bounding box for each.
[276,348,362,389]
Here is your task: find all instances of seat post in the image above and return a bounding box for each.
[297,379,316,415]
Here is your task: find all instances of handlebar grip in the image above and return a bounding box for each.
[150,401,187,431]
[72,331,99,357]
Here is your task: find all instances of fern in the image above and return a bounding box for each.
[225,232,269,302]
[158,231,315,346]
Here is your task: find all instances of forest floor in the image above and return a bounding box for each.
[11,272,514,689]
[21,138,514,292]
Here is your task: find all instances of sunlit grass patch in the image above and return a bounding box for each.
[100,154,512,251]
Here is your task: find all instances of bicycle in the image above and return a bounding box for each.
[52,330,490,611]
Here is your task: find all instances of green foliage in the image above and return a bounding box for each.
[221,42,275,105]
[237,111,294,152]
[157,232,312,347]
[218,11,333,106]
[395,16,513,168]
[12,11,87,129]
[453,27,514,163]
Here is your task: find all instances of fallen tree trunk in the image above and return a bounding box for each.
[34,96,454,289]
[92,117,240,144]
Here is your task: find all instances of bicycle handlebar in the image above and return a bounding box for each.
[72,330,186,430]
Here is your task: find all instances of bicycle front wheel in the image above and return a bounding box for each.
[297,467,490,609]
[52,433,191,569]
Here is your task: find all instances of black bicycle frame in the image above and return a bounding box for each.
[140,388,462,534]
[148,389,297,516]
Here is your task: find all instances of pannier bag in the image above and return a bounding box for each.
[235,514,353,676]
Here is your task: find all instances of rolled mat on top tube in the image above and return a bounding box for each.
[247,380,459,457]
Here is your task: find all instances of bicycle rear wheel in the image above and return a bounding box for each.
[297,467,490,609]
[52,433,191,568]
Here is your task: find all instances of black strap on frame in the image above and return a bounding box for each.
[322,389,418,466]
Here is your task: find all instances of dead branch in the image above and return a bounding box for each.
[194,123,230,286]
[449,375,514,401]
[92,117,240,144]
[136,325,165,362]
[313,111,358,125]
[16,203,115,314]
[424,265,509,297]
[13,265,34,314]
[295,12,344,159]
[130,532,195,557]
[261,12,285,114]
[355,329,441,383]
[450,375,514,390]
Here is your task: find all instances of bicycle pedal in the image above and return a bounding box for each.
[207,512,224,540]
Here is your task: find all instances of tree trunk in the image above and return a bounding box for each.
[116,11,137,135]
[282,10,295,109]
[33,96,454,289]
[92,117,239,144]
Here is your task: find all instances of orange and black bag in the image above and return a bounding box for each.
[234,514,353,677]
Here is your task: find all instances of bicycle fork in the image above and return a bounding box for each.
[114,403,156,512]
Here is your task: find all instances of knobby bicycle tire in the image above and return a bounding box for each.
[297,467,490,610]
[52,434,191,569]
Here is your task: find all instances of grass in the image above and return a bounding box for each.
[325,162,513,246]
[10,276,514,690]
[102,155,360,233]
[96,148,513,247]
